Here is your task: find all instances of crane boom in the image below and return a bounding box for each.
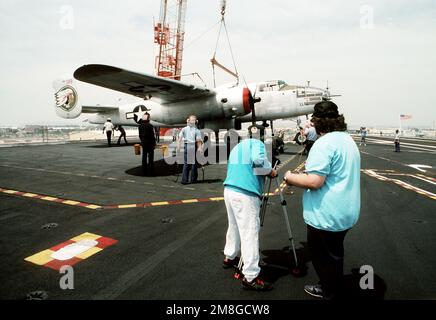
[154,0,187,80]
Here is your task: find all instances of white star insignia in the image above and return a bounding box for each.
[134,109,147,121]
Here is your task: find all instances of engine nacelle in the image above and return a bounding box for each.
[53,77,82,119]
[217,86,252,118]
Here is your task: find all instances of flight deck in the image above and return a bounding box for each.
[0,136,435,299]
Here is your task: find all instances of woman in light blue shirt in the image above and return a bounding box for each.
[284,101,360,300]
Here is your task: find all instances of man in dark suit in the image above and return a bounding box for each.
[138,113,156,176]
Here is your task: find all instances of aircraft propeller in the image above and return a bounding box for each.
[248,88,261,125]
[246,86,266,136]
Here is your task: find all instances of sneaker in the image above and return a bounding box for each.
[223,257,240,269]
[304,284,323,298]
[241,277,273,291]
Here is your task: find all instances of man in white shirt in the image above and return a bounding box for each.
[177,115,203,184]
[394,129,401,152]
[103,118,115,146]
[303,122,318,155]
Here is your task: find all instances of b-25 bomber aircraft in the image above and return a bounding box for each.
[54,64,336,138]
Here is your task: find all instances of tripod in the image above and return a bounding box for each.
[234,173,303,279]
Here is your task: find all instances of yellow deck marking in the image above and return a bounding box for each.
[181,199,198,203]
[3,189,18,194]
[85,204,101,210]
[25,249,55,265]
[210,197,224,201]
[71,232,101,242]
[63,200,80,206]
[41,196,57,201]
[22,193,38,198]
[117,204,138,209]
[151,201,169,206]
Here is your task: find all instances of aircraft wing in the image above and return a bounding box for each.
[82,106,118,113]
[74,64,215,103]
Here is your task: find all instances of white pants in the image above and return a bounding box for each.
[224,188,261,282]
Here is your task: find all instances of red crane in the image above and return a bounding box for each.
[154,0,187,80]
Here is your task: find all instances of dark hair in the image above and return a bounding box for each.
[311,115,347,135]
[248,124,265,141]
[143,112,150,123]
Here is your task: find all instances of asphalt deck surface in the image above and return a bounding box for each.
[0,136,435,300]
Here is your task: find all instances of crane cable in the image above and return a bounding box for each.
[184,19,221,50]
[211,1,239,87]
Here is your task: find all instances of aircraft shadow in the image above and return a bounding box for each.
[192,178,223,184]
[260,242,387,300]
[125,161,216,179]
[85,143,139,148]
[125,160,182,177]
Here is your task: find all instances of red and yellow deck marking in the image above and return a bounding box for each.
[1,156,304,210]
[293,161,306,173]
[363,169,436,200]
[0,186,226,210]
[0,187,101,209]
[0,161,298,210]
[276,148,305,171]
[103,196,225,209]
[24,232,118,270]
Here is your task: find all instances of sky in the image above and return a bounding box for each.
[0,0,435,128]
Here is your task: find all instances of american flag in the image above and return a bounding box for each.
[400,114,412,120]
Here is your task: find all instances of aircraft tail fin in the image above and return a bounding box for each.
[53,77,82,119]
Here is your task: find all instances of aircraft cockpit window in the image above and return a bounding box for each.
[258,80,287,92]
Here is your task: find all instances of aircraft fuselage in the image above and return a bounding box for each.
[86,81,324,129]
